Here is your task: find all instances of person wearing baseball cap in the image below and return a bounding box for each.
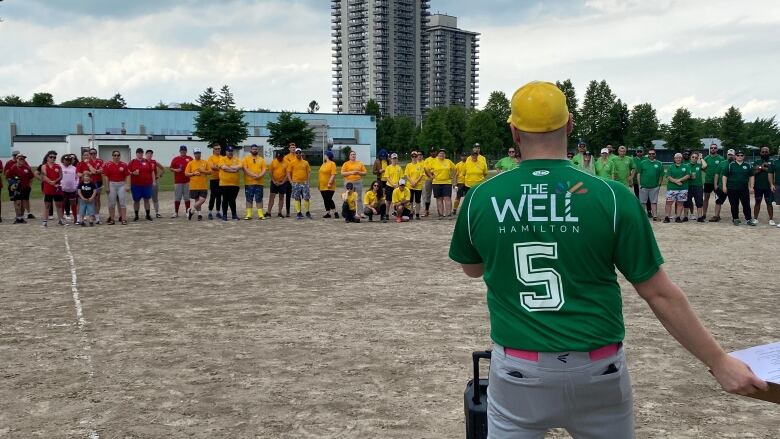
[594,147,614,179]
[391,178,412,222]
[242,144,267,220]
[449,80,766,437]
[218,146,242,221]
[318,150,339,219]
[6,152,34,223]
[288,147,312,220]
[169,144,193,218]
[128,147,155,221]
[184,147,211,221]
[341,181,359,223]
[571,141,587,168]
[709,148,736,222]
[723,149,756,225]
[383,153,403,221]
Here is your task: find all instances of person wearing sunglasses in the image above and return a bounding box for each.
[383,153,403,221]
[6,153,34,223]
[495,147,520,173]
[103,150,130,225]
[708,148,735,222]
[404,151,425,220]
[38,151,64,226]
[663,153,691,223]
[594,148,614,179]
[722,150,756,226]
[702,144,723,220]
[87,148,104,223]
[463,147,488,197]
[363,180,386,222]
[570,141,587,168]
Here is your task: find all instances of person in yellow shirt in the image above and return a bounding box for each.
[184,147,211,221]
[340,150,367,217]
[383,152,403,222]
[363,180,386,222]
[267,150,287,218]
[425,149,456,219]
[341,182,359,223]
[472,143,488,168]
[392,179,412,223]
[453,151,468,215]
[404,150,425,220]
[422,148,437,216]
[373,149,389,189]
[242,144,267,220]
[218,146,242,221]
[282,142,297,217]
[287,147,312,220]
[318,150,339,219]
[207,143,223,220]
[463,147,488,195]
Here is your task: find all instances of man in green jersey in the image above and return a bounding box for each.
[449,81,765,438]
[610,145,635,187]
[495,147,520,173]
[723,150,756,226]
[687,152,708,222]
[637,148,664,220]
[751,146,776,225]
[663,153,691,223]
[703,143,724,219]
[570,141,587,168]
[594,147,614,179]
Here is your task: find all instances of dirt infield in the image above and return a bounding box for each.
[0,192,778,438]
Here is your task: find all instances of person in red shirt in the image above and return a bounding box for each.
[103,150,130,225]
[87,148,105,223]
[6,153,34,223]
[38,150,65,226]
[145,149,165,218]
[169,145,193,218]
[129,147,155,221]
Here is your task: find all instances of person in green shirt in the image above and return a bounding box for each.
[494,147,520,173]
[581,150,594,174]
[637,148,664,220]
[751,146,776,225]
[774,146,780,228]
[611,145,635,187]
[702,143,724,219]
[723,149,756,226]
[570,142,587,168]
[594,148,614,179]
[663,153,691,223]
[686,152,708,222]
[708,149,735,222]
[450,80,765,438]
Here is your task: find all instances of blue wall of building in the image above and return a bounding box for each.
[0,106,376,157]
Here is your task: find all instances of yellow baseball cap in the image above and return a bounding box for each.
[507,81,569,133]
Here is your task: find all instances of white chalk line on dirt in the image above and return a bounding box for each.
[64,232,100,439]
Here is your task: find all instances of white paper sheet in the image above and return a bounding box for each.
[729,341,780,384]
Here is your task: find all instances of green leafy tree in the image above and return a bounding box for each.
[152,101,169,109]
[0,95,25,106]
[744,117,780,147]
[667,108,700,151]
[483,91,513,149]
[110,93,127,108]
[193,86,249,148]
[627,103,658,147]
[579,80,616,151]
[693,117,721,139]
[267,112,315,149]
[30,92,54,106]
[445,106,468,152]
[720,106,744,149]
[555,79,580,148]
[465,110,500,156]
[60,95,126,108]
[417,107,453,151]
[392,116,416,154]
[217,85,235,111]
[377,116,395,150]
[604,99,629,145]
[364,99,381,118]
[197,87,219,108]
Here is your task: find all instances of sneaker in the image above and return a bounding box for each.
[697,216,705,223]
[58,219,65,226]
[27,213,36,219]
[197,214,203,221]
[708,216,720,222]
[146,214,153,221]
[188,209,194,221]
[232,215,240,221]
[89,222,94,227]
[244,215,252,220]
[681,216,688,222]
[296,213,304,220]
[13,218,22,224]
[334,212,340,219]
[747,219,757,226]
[396,216,402,223]
[675,217,682,223]
[20,218,27,224]
[305,212,312,219]
[323,213,332,219]
[96,220,101,225]
[652,217,658,221]
[48,215,55,220]
[81,222,87,227]
[170,213,178,218]
[208,213,214,220]
[133,215,139,222]
[222,215,228,222]
[415,214,420,220]
[216,212,222,219]
[42,221,48,227]
[733,219,741,226]
[382,217,388,223]
[285,214,291,218]
[155,213,162,219]
[278,213,284,218]
[769,220,777,226]
[663,217,670,223]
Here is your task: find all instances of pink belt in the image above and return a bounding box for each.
[505,342,622,362]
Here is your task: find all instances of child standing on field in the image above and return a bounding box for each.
[78,172,97,227]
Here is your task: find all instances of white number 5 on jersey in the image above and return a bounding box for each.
[514,242,565,312]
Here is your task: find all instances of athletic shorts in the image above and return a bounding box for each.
[410,189,422,204]
[384,185,395,202]
[43,193,63,203]
[174,183,190,201]
[755,188,774,204]
[269,182,284,194]
[131,184,153,201]
[63,191,78,204]
[11,186,31,201]
[244,185,263,204]
[291,182,310,200]
[666,189,688,202]
[190,189,208,200]
[639,187,659,204]
[688,185,704,208]
[456,183,467,199]
[703,182,715,194]
[432,183,452,199]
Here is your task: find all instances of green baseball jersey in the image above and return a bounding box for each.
[594,158,613,179]
[633,156,645,174]
[495,156,519,172]
[665,163,691,190]
[571,153,584,168]
[752,160,775,190]
[703,154,723,184]
[611,156,635,186]
[638,159,663,188]
[723,160,752,189]
[449,159,664,352]
[689,162,704,186]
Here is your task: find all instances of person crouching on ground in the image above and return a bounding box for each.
[342,182,359,223]
[392,178,413,223]
[363,180,386,222]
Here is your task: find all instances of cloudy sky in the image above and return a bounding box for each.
[1,0,778,122]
